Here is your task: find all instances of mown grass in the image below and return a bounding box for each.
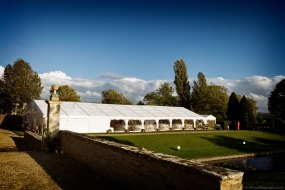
[89,131,285,159]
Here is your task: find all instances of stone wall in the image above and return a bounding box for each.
[60,130,243,190]
[24,131,42,150]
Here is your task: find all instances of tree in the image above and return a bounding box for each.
[240,95,251,129]
[137,101,145,105]
[173,59,191,109]
[268,79,285,120]
[191,72,228,121]
[0,59,43,113]
[143,91,159,105]
[237,95,257,124]
[196,72,207,87]
[236,95,257,123]
[207,85,228,121]
[246,97,258,124]
[54,85,80,102]
[143,82,178,106]
[192,72,208,113]
[101,89,132,105]
[226,92,241,127]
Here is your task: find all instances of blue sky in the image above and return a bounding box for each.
[0,0,285,112]
[1,0,284,79]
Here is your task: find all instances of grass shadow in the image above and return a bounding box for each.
[26,151,128,190]
[253,137,285,151]
[11,136,29,151]
[201,135,278,154]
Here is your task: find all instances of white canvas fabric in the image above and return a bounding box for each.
[27,100,213,133]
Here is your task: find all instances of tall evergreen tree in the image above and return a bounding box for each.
[268,79,285,119]
[240,95,250,129]
[173,59,191,109]
[237,95,257,124]
[226,92,241,127]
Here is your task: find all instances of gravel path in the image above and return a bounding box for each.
[0,129,127,190]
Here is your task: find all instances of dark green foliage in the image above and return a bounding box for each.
[196,72,207,87]
[191,72,208,114]
[0,115,23,131]
[227,93,258,129]
[137,101,145,105]
[192,72,228,121]
[0,92,13,114]
[237,94,258,125]
[227,92,241,122]
[0,59,43,112]
[240,95,251,129]
[246,97,258,124]
[173,59,191,109]
[268,79,285,120]
[143,82,178,106]
[51,85,80,102]
[101,89,132,105]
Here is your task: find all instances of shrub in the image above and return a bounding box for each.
[0,115,23,131]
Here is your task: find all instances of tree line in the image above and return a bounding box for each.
[1,59,284,130]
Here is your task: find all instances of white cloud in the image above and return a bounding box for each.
[1,66,284,113]
[39,70,284,113]
[39,71,72,84]
[208,75,285,112]
[247,93,268,112]
[0,66,4,78]
[1,64,283,113]
[39,70,168,104]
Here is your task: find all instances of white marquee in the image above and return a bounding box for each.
[25,100,215,133]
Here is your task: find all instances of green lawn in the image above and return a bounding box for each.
[88,131,285,159]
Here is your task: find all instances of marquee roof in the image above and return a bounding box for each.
[32,100,205,120]
[201,115,216,120]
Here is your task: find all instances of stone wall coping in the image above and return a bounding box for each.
[25,130,42,141]
[193,150,285,163]
[60,130,243,180]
